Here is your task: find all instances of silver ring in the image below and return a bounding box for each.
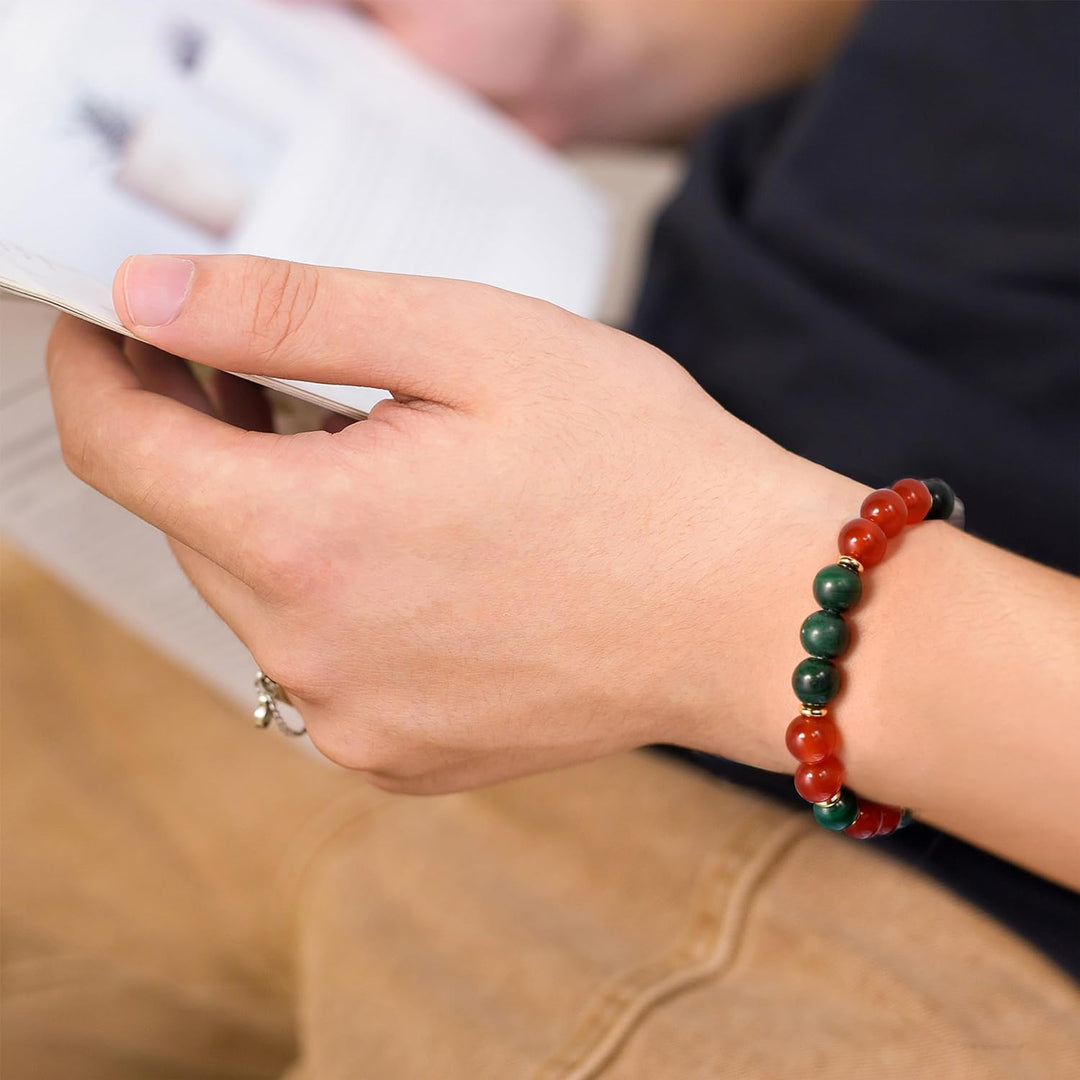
[253,670,305,736]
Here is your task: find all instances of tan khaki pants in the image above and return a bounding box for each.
[3,548,1078,1079]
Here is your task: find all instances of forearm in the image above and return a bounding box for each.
[848,515,1080,888]
[687,454,1080,889]
[574,0,867,141]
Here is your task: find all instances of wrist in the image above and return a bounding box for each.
[658,450,1080,886]
[659,444,871,771]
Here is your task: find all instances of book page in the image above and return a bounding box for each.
[0,0,612,415]
[0,240,136,335]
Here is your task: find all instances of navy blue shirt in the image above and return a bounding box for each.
[634,0,1080,977]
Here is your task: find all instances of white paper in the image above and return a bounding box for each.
[0,0,612,416]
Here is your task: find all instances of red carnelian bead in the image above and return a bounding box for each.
[875,806,904,836]
[891,478,933,524]
[785,715,839,764]
[845,801,885,839]
[860,488,909,538]
[794,756,845,804]
[838,518,888,567]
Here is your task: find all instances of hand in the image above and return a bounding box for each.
[46,254,860,792]
[45,258,1080,889]
[300,0,866,144]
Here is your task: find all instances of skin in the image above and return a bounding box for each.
[47,256,1080,891]
[296,0,868,143]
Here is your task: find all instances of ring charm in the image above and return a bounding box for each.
[253,670,306,736]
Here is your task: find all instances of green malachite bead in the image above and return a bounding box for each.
[812,564,862,613]
[898,809,914,829]
[923,477,956,521]
[791,657,841,705]
[799,610,850,659]
[813,790,859,831]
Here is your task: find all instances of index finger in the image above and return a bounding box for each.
[46,315,305,582]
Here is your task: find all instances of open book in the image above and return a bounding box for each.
[0,0,612,417]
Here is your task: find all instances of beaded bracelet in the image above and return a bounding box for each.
[786,477,958,839]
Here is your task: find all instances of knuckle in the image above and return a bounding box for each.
[245,260,321,363]
[56,425,88,479]
[57,414,102,486]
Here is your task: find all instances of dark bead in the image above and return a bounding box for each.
[923,478,955,521]
[799,610,849,659]
[898,809,914,830]
[813,789,859,831]
[812,564,862,613]
[792,657,841,705]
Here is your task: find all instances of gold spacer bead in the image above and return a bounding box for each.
[800,703,828,717]
[837,555,864,575]
[816,792,843,808]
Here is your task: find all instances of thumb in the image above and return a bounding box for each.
[113,254,536,406]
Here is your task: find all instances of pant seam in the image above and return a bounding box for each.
[264,791,400,957]
[528,814,811,1080]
